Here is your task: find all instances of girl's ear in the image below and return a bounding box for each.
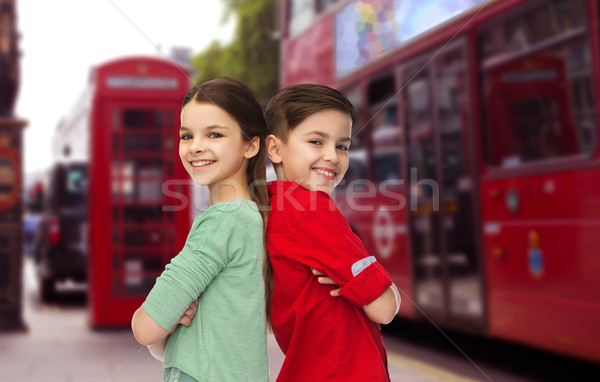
[244,136,260,159]
[266,134,282,164]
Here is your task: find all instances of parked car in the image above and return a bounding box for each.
[34,162,88,301]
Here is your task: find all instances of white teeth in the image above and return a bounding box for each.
[191,160,214,167]
[315,169,335,177]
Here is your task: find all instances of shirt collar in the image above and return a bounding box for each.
[267,181,303,196]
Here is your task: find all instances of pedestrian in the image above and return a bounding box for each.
[131,77,270,381]
[23,210,39,257]
[263,84,401,381]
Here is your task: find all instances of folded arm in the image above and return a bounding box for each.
[314,268,400,324]
[132,299,199,361]
[362,283,400,324]
[132,306,174,347]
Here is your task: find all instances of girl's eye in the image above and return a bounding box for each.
[180,134,192,140]
[337,145,349,151]
[208,132,223,139]
[309,140,322,145]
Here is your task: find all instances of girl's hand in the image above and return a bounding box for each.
[169,298,199,333]
[311,268,340,297]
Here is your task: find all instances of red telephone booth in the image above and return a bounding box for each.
[88,57,192,327]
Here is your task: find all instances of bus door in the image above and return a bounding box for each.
[334,79,412,318]
[365,75,412,316]
[401,39,484,329]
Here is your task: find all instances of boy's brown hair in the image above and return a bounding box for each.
[264,83,354,141]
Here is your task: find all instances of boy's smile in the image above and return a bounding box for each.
[267,109,352,195]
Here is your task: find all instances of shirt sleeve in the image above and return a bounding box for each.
[142,209,237,330]
[294,194,392,307]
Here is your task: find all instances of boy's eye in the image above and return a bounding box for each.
[208,132,223,139]
[180,134,192,140]
[309,140,322,145]
[337,145,349,151]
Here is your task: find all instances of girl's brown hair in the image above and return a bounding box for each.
[182,77,271,325]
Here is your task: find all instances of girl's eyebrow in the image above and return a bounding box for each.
[179,125,230,132]
[206,125,230,131]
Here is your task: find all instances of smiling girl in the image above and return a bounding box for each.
[131,77,269,382]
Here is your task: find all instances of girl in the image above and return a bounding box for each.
[131,77,270,381]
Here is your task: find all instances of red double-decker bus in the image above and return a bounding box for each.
[51,56,192,327]
[278,0,600,363]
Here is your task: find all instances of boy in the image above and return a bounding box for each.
[264,84,400,381]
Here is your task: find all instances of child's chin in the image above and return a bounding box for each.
[314,185,334,195]
[191,178,209,186]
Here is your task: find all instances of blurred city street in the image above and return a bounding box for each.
[1,258,162,381]
[0,258,442,382]
[2,256,599,381]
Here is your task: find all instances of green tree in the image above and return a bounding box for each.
[191,0,279,101]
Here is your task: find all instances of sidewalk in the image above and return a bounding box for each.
[0,259,436,381]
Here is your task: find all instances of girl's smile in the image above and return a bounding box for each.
[189,159,216,168]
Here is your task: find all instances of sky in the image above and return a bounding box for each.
[15,0,235,177]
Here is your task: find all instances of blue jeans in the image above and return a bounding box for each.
[163,367,198,382]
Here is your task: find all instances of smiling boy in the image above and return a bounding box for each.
[264,84,400,381]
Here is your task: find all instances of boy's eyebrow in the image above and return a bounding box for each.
[304,130,352,142]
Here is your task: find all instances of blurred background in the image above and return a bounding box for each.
[1,0,600,381]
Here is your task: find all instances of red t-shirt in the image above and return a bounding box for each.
[267,181,392,382]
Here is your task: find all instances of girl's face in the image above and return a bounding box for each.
[179,102,256,192]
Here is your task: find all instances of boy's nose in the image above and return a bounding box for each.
[323,145,339,163]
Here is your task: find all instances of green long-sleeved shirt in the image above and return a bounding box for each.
[142,198,268,381]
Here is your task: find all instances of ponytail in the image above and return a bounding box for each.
[246,136,273,331]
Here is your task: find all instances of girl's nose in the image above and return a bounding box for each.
[190,138,204,153]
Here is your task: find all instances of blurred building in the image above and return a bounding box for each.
[0,0,26,331]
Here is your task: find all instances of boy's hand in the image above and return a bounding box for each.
[311,268,340,297]
[170,298,199,333]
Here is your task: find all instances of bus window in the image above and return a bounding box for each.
[480,0,596,167]
[404,73,436,182]
[369,75,401,183]
[481,0,587,58]
[342,86,368,186]
[371,108,401,183]
[49,163,88,209]
[437,49,469,185]
[288,0,313,38]
[64,168,87,206]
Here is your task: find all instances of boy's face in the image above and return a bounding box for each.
[267,109,352,195]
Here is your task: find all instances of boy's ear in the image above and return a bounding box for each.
[244,136,261,159]
[266,134,282,164]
